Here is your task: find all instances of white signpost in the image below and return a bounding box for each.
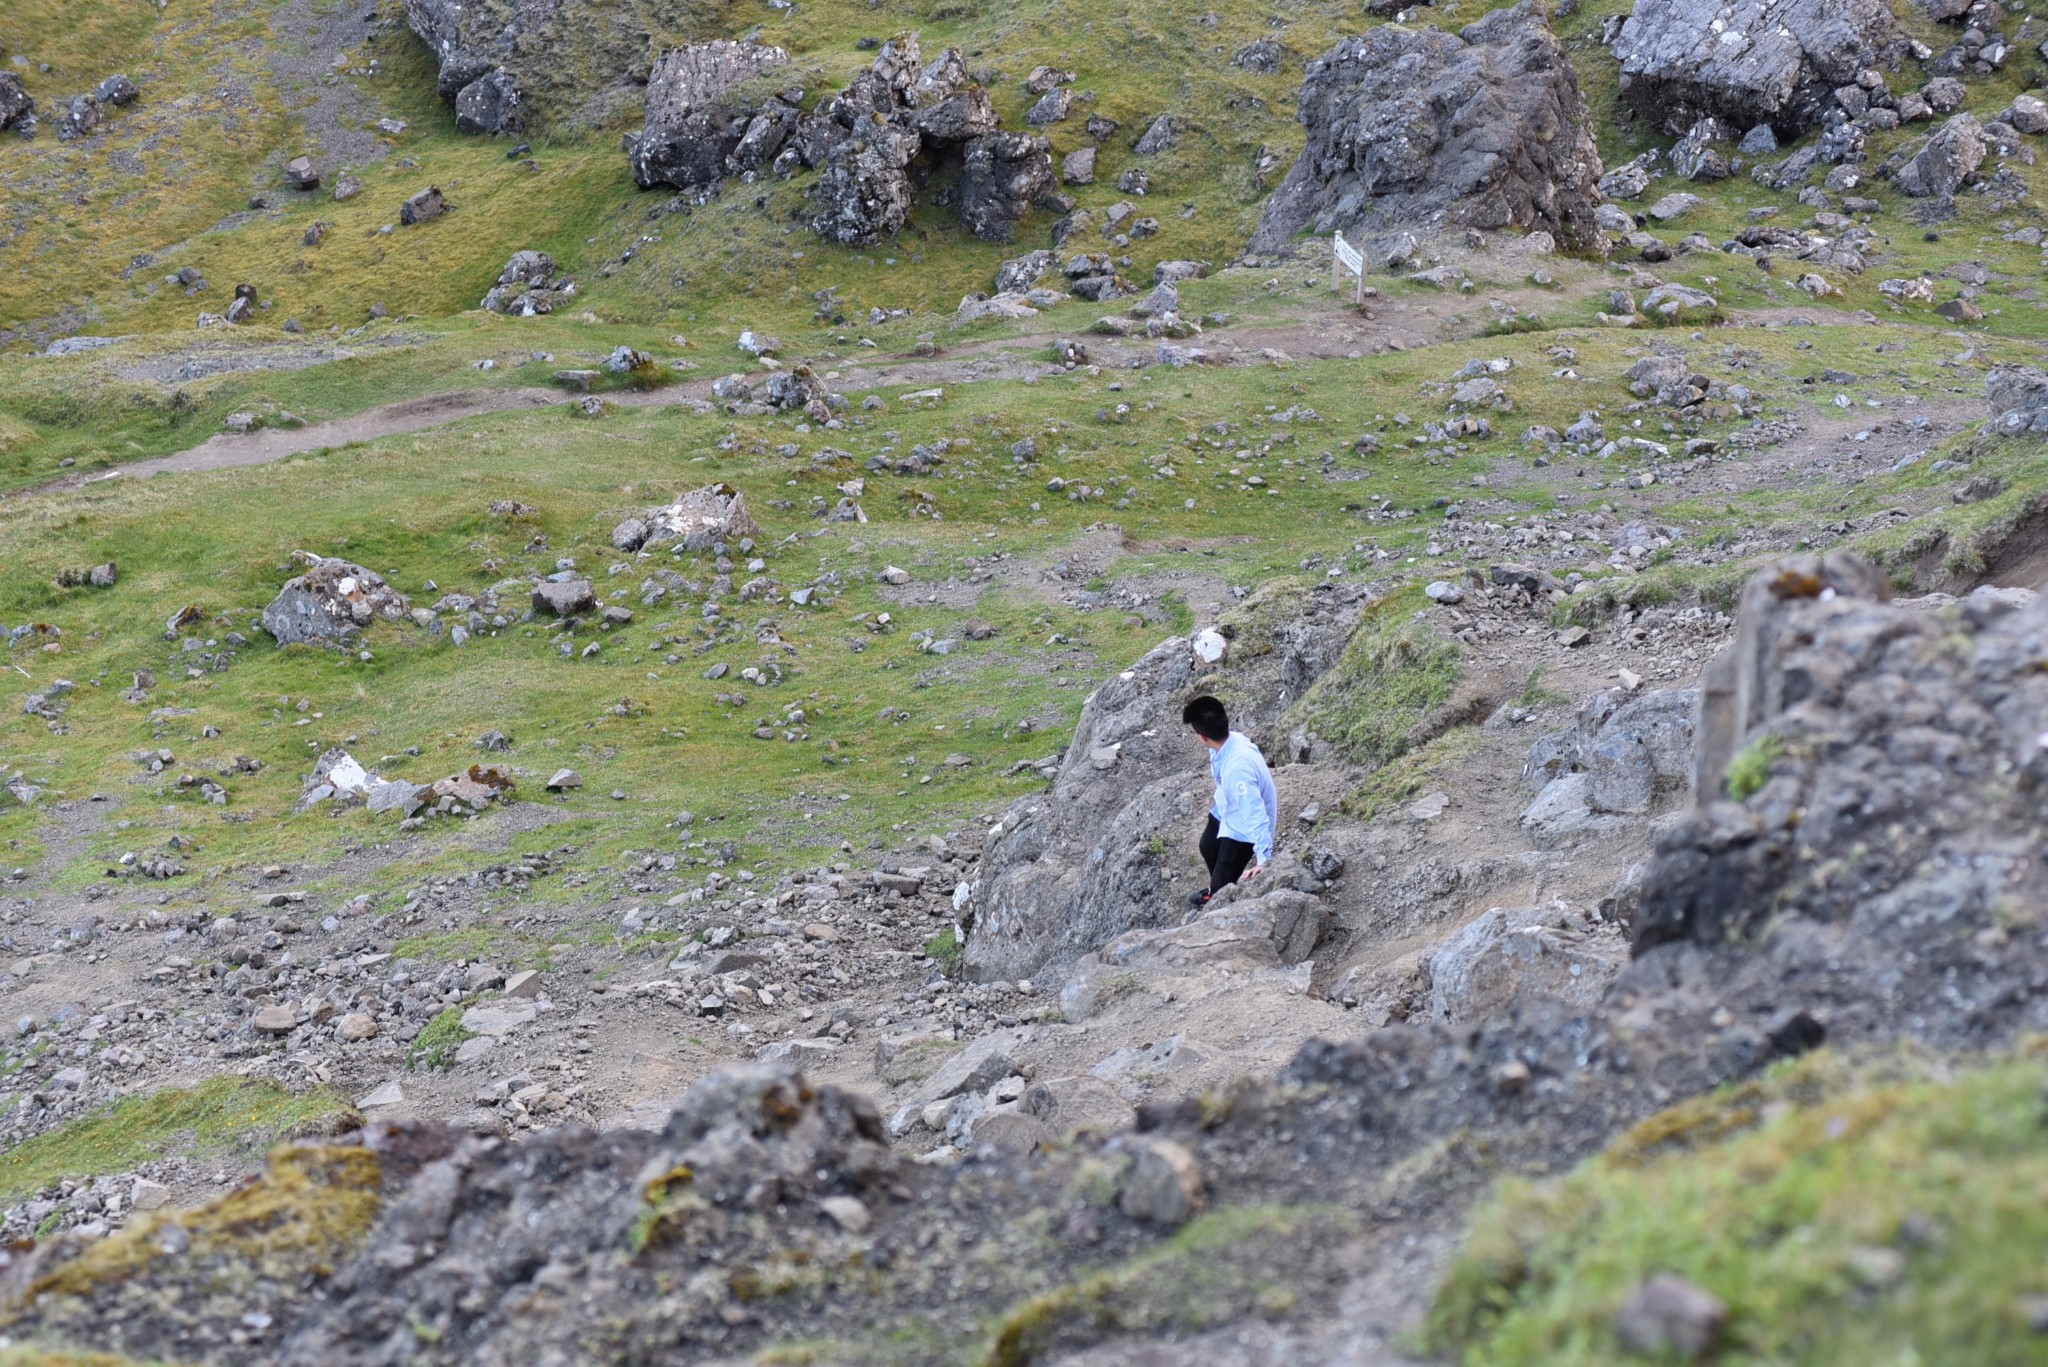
[1331,229,1366,305]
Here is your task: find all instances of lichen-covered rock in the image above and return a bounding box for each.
[1887,113,1987,199]
[262,559,409,644]
[811,124,921,245]
[1252,1,1605,255]
[1610,0,1906,138]
[627,40,797,190]
[0,72,33,130]
[1424,904,1629,1023]
[479,249,571,314]
[1987,365,2048,436]
[958,131,1056,242]
[453,66,522,135]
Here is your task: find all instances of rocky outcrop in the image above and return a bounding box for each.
[261,558,409,644]
[962,582,1370,984]
[626,40,798,190]
[403,0,682,133]
[1423,903,1628,1023]
[1610,0,1907,138]
[1643,555,2044,952]
[804,36,1053,245]
[479,249,572,314]
[1251,1,1604,255]
[1987,365,2048,436]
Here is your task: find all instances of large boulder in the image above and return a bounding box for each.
[1525,688,1697,816]
[958,131,1056,242]
[1423,904,1628,1023]
[627,41,798,190]
[1610,0,1907,138]
[1636,554,2048,952]
[453,67,522,135]
[811,124,922,246]
[402,0,654,133]
[620,481,762,553]
[262,559,409,644]
[1887,113,1986,200]
[1252,1,1605,256]
[903,46,998,143]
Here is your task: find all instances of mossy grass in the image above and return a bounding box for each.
[1427,1048,2048,1366]
[0,1076,351,1205]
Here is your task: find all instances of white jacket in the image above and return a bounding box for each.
[1208,731,1277,863]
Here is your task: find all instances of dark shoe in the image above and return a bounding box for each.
[1185,886,1211,909]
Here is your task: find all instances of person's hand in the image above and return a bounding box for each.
[1240,863,1262,883]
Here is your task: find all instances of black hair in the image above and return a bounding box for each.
[1181,695,1229,742]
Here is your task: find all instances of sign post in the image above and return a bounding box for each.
[1331,230,1366,306]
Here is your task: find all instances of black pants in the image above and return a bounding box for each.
[1199,815,1255,894]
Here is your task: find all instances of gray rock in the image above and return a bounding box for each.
[262,560,410,644]
[1614,1274,1726,1359]
[905,47,997,143]
[399,186,446,225]
[996,250,1060,293]
[454,67,522,135]
[1117,1137,1203,1225]
[811,125,921,245]
[95,74,139,107]
[58,93,103,141]
[1061,145,1096,185]
[532,579,595,616]
[0,73,32,130]
[1738,122,1779,154]
[283,156,320,190]
[1987,365,2048,436]
[1611,0,1906,137]
[1252,2,1604,255]
[627,41,796,189]
[1132,113,1175,155]
[1889,113,1986,199]
[1425,905,1627,1023]
[546,768,583,791]
[958,131,1055,242]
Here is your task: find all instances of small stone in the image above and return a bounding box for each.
[1424,580,1463,604]
[1118,1137,1204,1225]
[252,1006,299,1034]
[130,1177,173,1211]
[357,1081,404,1108]
[504,969,542,998]
[1557,626,1591,647]
[818,1194,871,1234]
[336,1013,378,1041]
[1613,1274,1725,1359]
[546,769,583,791]
[802,923,840,942]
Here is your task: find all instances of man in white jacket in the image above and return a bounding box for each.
[1181,695,1276,908]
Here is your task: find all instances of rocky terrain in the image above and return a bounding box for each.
[4,0,2048,1362]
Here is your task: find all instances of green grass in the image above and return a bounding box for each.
[404,1006,473,1071]
[1288,586,1463,767]
[1428,1051,2048,1366]
[0,1076,350,1204]
[1724,733,1782,803]
[923,925,963,973]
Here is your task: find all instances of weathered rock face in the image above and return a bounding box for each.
[1423,904,1628,1023]
[1524,687,1698,818]
[1987,365,2048,436]
[0,72,32,130]
[626,40,797,190]
[958,131,1057,242]
[613,481,761,553]
[1610,0,1907,138]
[261,559,409,644]
[811,124,922,245]
[801,37,1053,245]
[1887,112,1987,199]
[403,0,676,134]
[452,66,521,135]
[1641,554,2047,953]
[963,583,1369,984]
[1251,1,1604,255]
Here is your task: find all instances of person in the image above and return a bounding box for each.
[1181,695,1276,908]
